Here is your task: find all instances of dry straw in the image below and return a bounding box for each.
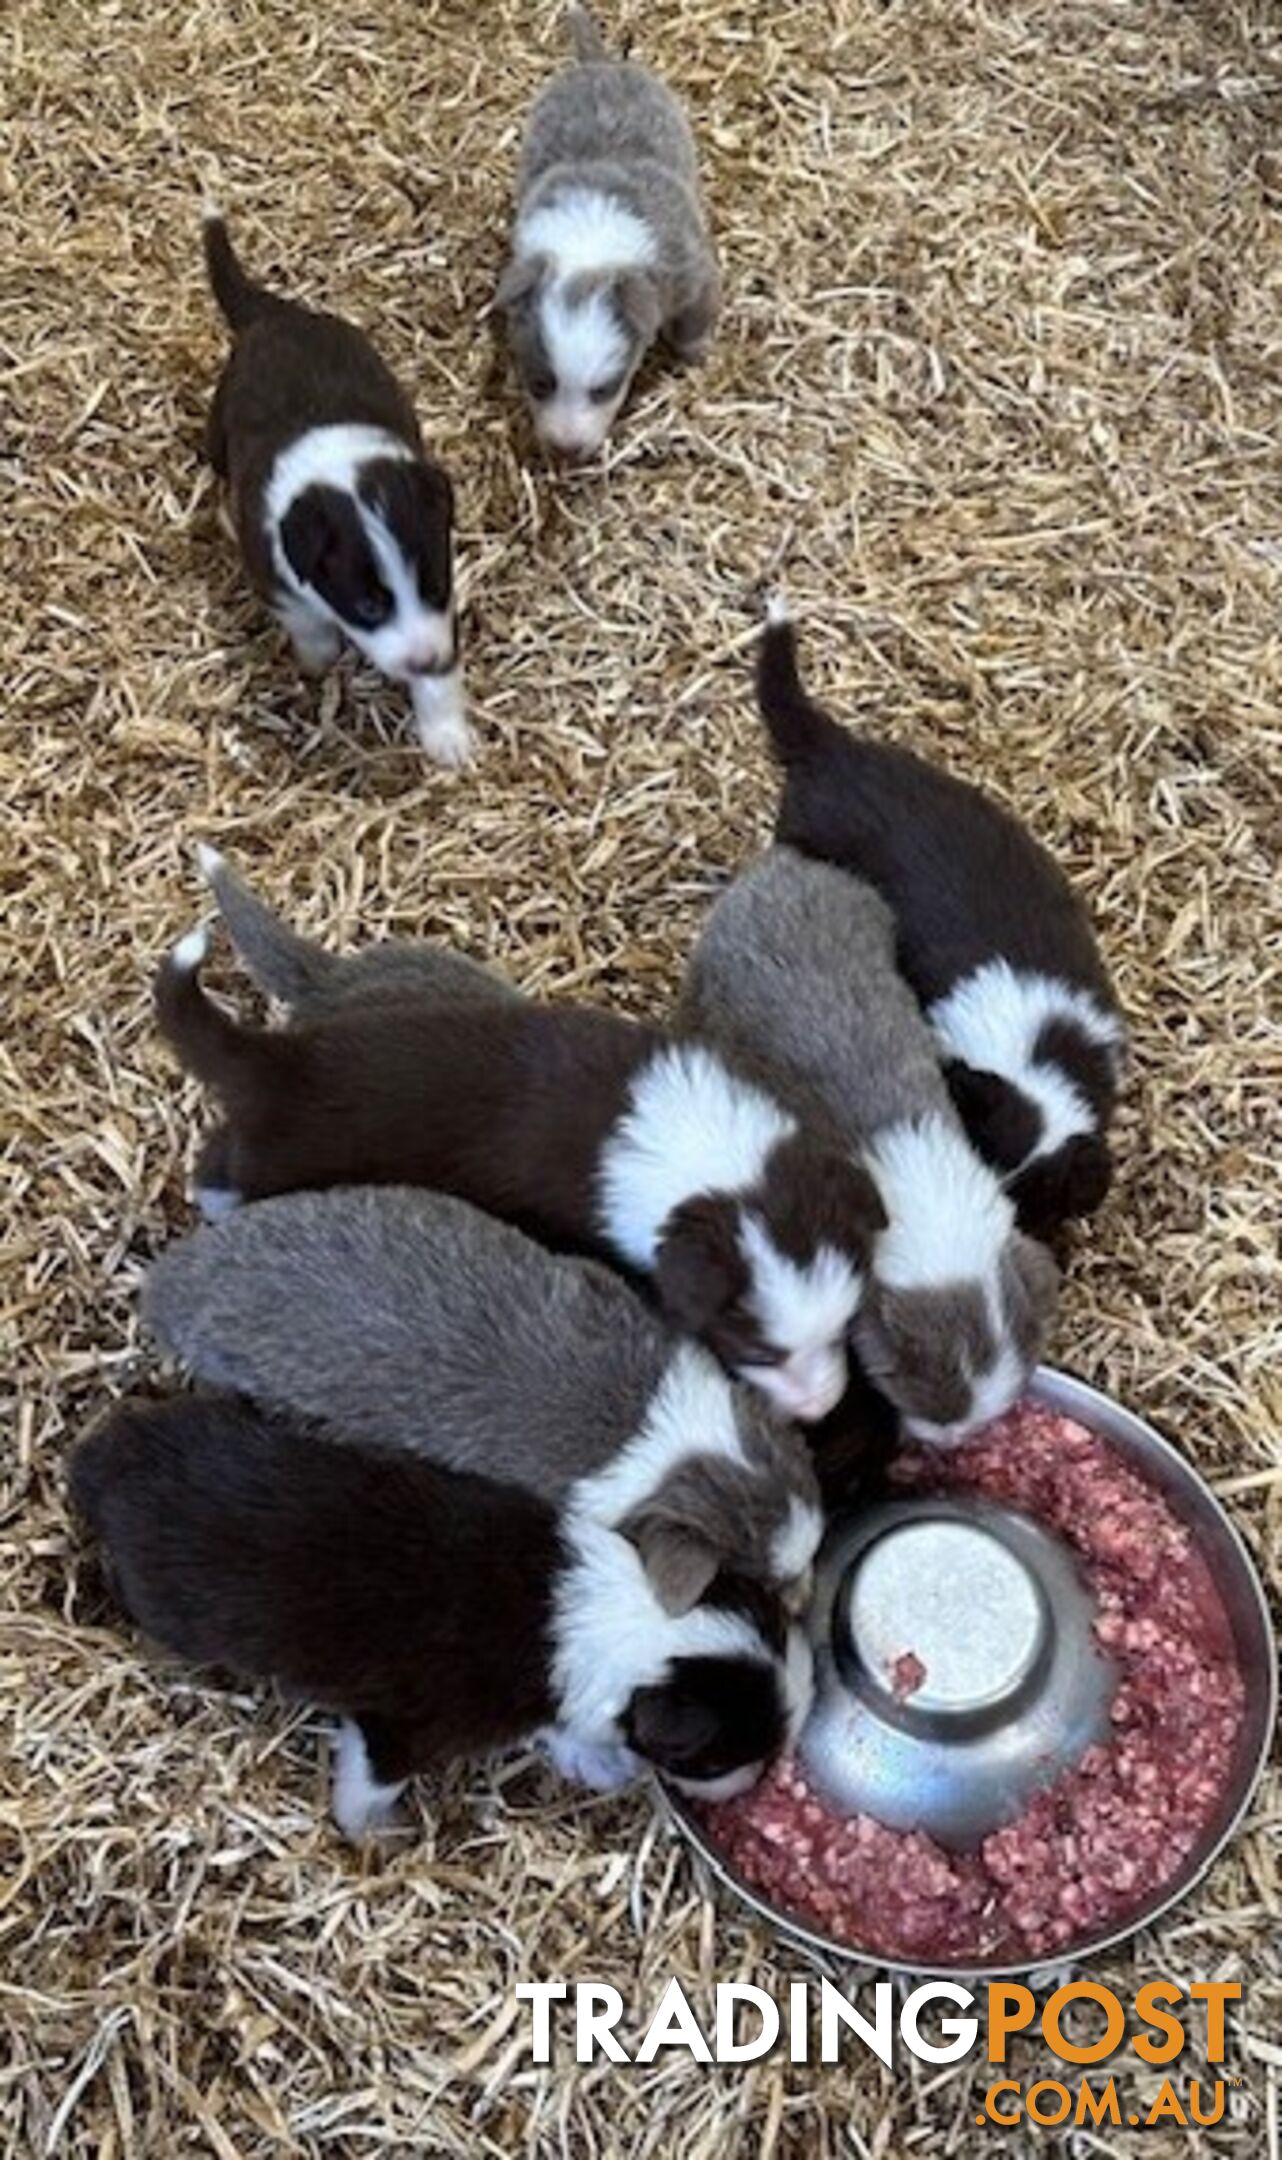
[3,0,1280,2153]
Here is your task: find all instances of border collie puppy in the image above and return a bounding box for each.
[70,1393,813,1833]
[676,848,1060,1448]
[202,214,472,767]
[154,906,884,1427]
[142,1185,823,1615]
[757,600,1126,1237]
[498,7,720,457]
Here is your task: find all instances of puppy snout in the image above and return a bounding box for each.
[902,1415,971,1451]
[758,1347,848,1424]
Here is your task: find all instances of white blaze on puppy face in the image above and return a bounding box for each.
[514,189,658,455]
[736,1218,861,1423]
[533,285,632,455]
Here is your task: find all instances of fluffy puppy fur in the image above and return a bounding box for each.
[155,871,885,1427]
[676,847,1060,1448]
[498,7,720,457]
[202,214,472,767]
[758,600,1125,1237]
[70,1393,813,1834]
[142,1185,824,1615]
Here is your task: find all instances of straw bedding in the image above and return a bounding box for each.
[3,0,1279,2152]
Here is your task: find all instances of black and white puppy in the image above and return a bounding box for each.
[154,859,886,1426]
[70,1393,812,1834]
[758,600,1126,1238]
[202,213,472,767]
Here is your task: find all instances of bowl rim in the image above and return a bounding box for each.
[665,1363,1279,1981]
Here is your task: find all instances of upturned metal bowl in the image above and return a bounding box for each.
[668,1367,1277,1978]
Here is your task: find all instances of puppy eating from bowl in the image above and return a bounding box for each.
[498,7,720,458]
[155,862,885,1428]
[71,1391,813,1834]
[202,213,472,767]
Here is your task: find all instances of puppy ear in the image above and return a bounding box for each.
[279,483,355,588]
[625,1680,722,1770]
[357,457,454,532]
[832,1156,888,1244]
[1009,1230,1060,1319]
[1009,1134,1112,1236]
[496,253,546,311]
[618,1500,721,1615]
[612,269,662,347]
[945,1062,1042,1175]
[653,1195,749,1335]
[1055,1132,1112,1218]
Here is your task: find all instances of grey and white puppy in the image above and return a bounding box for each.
[143,1185,822,1617]
[498,6,720,457]
[676,848,1060,1447]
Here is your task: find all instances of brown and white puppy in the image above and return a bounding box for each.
[141,1185,825,1616]
[70,1393,813,1834]
[154,863,885,1427]
[498,7,720,457]
[202,213,471,766]
[758,600,1125,1236]
[677,848,1060,1449]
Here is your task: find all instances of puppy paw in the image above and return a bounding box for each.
[535,1727,641,1792]
[330,1719,408,1842]
[411,669,475,768]
[414,711,477,769]
[193,1183,243,1223]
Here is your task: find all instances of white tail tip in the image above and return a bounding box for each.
[200,200,225,228]
[171,927,208,973]
[765,592,792,627]
[195,841,225,883]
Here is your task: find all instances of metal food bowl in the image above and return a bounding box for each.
[669,1367,1277,1978]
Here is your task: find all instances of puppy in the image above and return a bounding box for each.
[758,600,1126,1236]
[676,847,1060,1448]
[202,213,472,767]
[154,879,885,1427]
[142,1185,823,1614]
[70,1393,813,1834]
[498,7,720,457]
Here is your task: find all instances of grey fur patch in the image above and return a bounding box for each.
[142,1185,818,1596]
[676,846,953,1142]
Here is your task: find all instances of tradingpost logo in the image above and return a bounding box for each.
[516,1975,1241,2128]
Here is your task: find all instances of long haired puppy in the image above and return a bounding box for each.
[202,214,472,767]
[154,867,885,1427]
[758,600,1125,1237]
[70,1393,812,1834]
[677,847,1060,1449]
[142,1185,825,1615]
[498,7,720,457]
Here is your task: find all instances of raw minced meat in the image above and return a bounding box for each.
[888,1649,927,1699]
[697,1403,1246,1963]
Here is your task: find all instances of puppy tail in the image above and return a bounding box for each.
[566,5,610,62]
[202,212,272,331]
[154,924,274,1104]
[755,596,846,769]
[198,845,337,1007]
